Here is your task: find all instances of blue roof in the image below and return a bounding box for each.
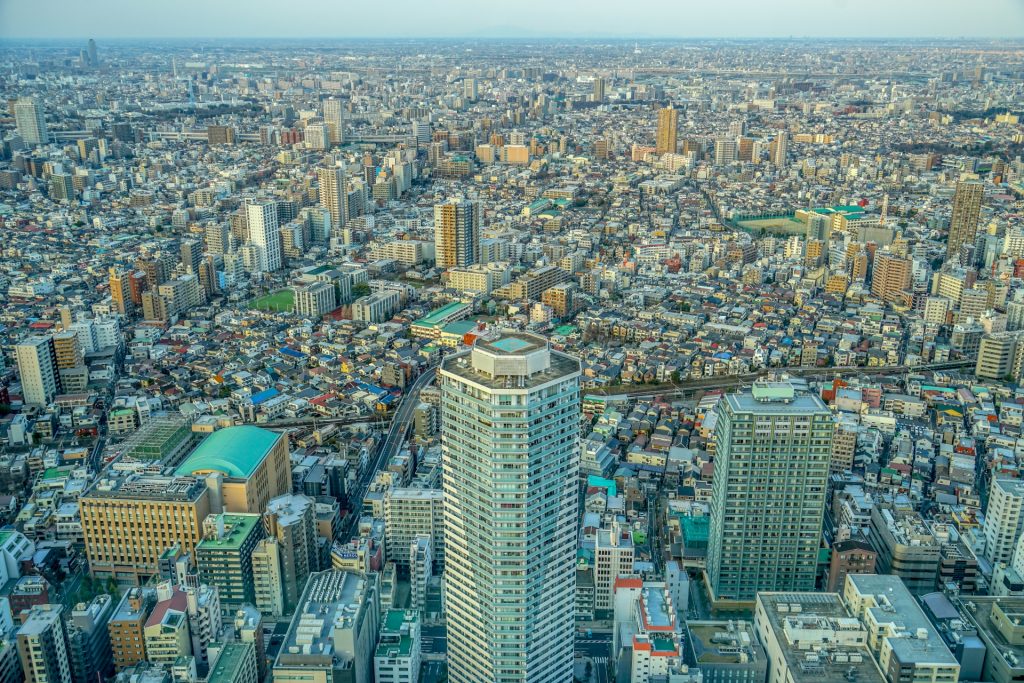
[279,347,306,359]
[251,388,280,405]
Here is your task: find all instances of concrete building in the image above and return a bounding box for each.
[843,574,960,683]
[706,380,833,606]
[984,478,1024,566]
[294,282,337,319]
[323,98,345,145]
[317,167,346,230]
[272,570,380,683]
[250,539,285,618]
[684,620,766,683]
[82,475,211,585]
[384,488,444,571]
[107,588,155,671]
[656,106,677,154]
[263,494,320,613]
[196,513,264,613]
[827,536,877,593]
[15,336,60,407]
[946,180,985,260]
[594,522,635,613]
[174,426,292,515]
[976,333,1024,381]
[206,641,259,683]
[959,596,1024,683]
[17,604,70,683]
[754,591,886,683]
[441,332,581,683]
[246,200,281,273]
[868,505,941,595]
[142,585,191,665]
[66,594,114,683]
[352,290,401,323]
[434,199,481,269]
[611,579,690,683]
[871,252,912,303]
[409,535,432,613]
[374,609,421,683]
[13,97,48,146]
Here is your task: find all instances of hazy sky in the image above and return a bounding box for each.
[0,0,1020,39]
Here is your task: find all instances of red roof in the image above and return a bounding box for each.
[146,589,188,628]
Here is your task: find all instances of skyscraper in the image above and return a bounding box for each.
[323,98,344,145]
[770,131,788,166]
[592,77,606,102]
[17,604,72,683]
[434,199,481,270]
[87,39,98,67]
[441,332,581,683]
[706,379,833,604]
[655,105,678,154]
[316,167,346,231]
[13,97,49,146]
[946,180,984,259]
[463,77,478,101]
[15,336,61,406]
[245,201,281,273]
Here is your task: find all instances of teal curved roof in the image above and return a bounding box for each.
[174,426,280,479]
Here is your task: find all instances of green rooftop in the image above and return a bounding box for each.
[174,426,280,479]
[196,514,262,551]
[207,642,254,683]
[414,301,470,328]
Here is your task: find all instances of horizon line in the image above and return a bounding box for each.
[1,34,1021,42]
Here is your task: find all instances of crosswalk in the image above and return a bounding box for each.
[591,657,609,664]
[575,639,611,645]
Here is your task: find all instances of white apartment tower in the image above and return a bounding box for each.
[441,332,581,683]
[245,201,281,273]
[16,336,61,406]
[317,167,347,231]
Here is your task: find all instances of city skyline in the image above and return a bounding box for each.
[1,0,1021,39]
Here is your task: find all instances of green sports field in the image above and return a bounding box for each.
[249,289,294,312]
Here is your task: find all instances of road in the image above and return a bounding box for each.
[340,364,438,540]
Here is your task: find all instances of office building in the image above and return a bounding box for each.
[323,98,344,145]
[15,336,60,407]
[592,77,606,102]
[463,77,478,101]
[947,180,984,259]
[263,494,320,613]
[656,106,677,154]
[196,513,264,612]
[108,588,155,671]
[174,426,292,514]
[317,166,346,230]
[868,504,941,595]
[206,641,259,683]
[714,137,738,165]
[441,331,581,683]
[706,380,833,605]
[434,199,481,269]
[754,591,886,683]
[17,604,70,683]
[245,201,281,272]
[384,488,444,571]
[352,290,401,323]
[272,571,380,683]
[984,478,1024,566]
[233,606,267,683]
[843,574,960,682]
[13,97,48,146]
[374,610,421,683]
[81,475,211,585]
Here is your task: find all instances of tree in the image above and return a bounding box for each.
[585,661,593,680]
[352,282,371,298]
